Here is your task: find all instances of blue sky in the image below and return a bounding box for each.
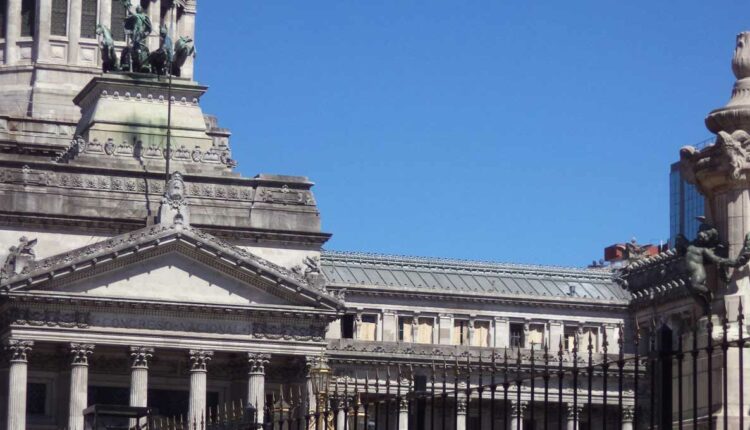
[195,1,746,267]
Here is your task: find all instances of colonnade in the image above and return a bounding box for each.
[3,339,271,430]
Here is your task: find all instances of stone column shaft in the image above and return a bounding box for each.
[6,340,33,430]
[336,402,347,430]
[188,350,213,426]
[68,344,94,430]
[510,401,525,430]
[398,397,409,430]
[247,353,270,424]
[67,0,82,64]
[4,0,21,64]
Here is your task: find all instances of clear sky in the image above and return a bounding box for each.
[195,1,746,267]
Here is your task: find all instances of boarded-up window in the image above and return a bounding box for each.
[110,0,126,41]
[579,327,599,353]
[453,320,468,345]
[564,327,578,352]
[398,317,413,342]
[527,324,545,348]
[357,315,377,341]
[80,0,97,38]
[416,317,434,344]
[51,0,68,36]
[471,321,489,347]
[20,0,34,37]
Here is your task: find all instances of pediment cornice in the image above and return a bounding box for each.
[0,224,344,311]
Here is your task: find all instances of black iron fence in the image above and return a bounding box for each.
[133,306,749,429]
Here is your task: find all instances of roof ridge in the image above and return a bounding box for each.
[321,250,613,278]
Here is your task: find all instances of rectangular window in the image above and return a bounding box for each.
[110,0,127,40]
[564,327,578,352]
[51,0,68,36]
[357,315,377,341]
[510,323,524,348]
[452,320,468,345]
[472,321,490,347]
[0,0,7,38]
[341,314,354,339]
[80,0,97,39]
[416,317,434,344]
[579,327,599,354]
[20,0,35,37]
[527,323,545,348]
[398,316,413,342]
[27,383,47,415]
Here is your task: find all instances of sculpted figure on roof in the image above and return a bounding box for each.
[1,236,37,279]
[676,219,750,315]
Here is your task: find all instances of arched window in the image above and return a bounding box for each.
[51,0,68,36]
[80,0,97,39]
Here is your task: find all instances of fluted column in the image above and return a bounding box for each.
[399,397,410,430]
[621,406,634,430]
[68,344,94,430]
[247,352,270,424]
[4,0,21,64]
[6,340,33,430]
[188,350,213,427]
[128,346,153,427]
[336,397,347,430]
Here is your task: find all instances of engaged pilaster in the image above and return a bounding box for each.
[4,0,21,65]
[188,349,213,426]
[247,352,270,424]
[69,343,94,430]
[6,340,33,430]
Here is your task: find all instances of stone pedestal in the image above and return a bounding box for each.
[247,353,270,424]
[68,344,94,430]
[188,350,213,426]
[6,340,32,430]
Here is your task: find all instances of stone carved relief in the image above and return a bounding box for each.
[1,236,37,278]
[5,307,91,328]
[189,349,213,371]
[248,352,271,374]
[258,185,313,206]
[70,343,95,365]
[159,171,190,225]
[252,322,326,342]
[130,346,154,368]
[6,339,33,362]
[0,165,52,186]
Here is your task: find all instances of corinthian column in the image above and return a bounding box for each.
[6,340,33,430]
[399,397,410,430]
[247,352,270,424]
[621,406,634,430]
[129,347,153,408]
[188,350,213,426]
[128,346,153,428]
[68,344,94,430]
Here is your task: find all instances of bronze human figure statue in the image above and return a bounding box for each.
[676,219,750,315]
[123,5,152,72]
[172,36,195,77]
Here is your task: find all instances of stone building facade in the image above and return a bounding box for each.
[0,1,636,430]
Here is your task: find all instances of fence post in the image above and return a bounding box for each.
[657,322,673,430]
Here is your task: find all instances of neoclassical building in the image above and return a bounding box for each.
[0,2,636,430]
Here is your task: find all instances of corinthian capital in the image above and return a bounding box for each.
[6,339,33,362]
[70,343,95,365]
[189,349,213,371]
[130,346,154,369]
[247,352,271,374]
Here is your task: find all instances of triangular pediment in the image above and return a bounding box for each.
[57,252,292,306]
[1,224,343,311]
